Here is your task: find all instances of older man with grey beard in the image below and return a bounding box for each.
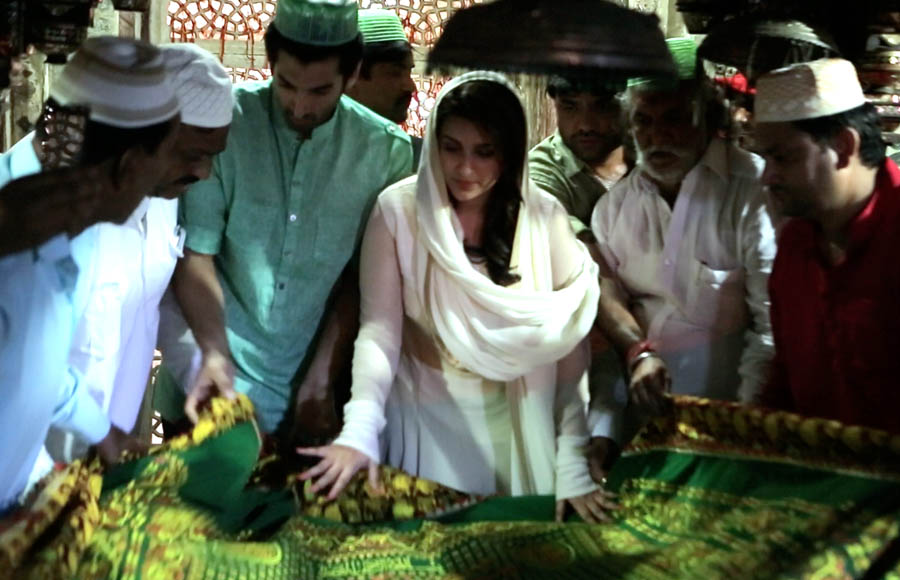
[583,38,777,477]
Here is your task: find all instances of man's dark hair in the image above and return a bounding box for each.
[264,24,363,78]
[42,98,178,169]
[791,102,886,168]
[547,75,623,100]
[359,40,411,79]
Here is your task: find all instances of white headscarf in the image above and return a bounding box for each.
[411,71,600,498]
[413,70,600,382]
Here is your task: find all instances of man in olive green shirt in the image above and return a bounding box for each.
[529,77,627,242]
[347,9,422,166]
[156,0,413,437]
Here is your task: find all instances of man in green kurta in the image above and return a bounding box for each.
[155,0,413,437]
[529,77,627,243]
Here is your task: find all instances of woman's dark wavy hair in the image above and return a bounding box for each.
[436,80,525,287]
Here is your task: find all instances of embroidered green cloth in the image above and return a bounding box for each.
[4,395,900,579]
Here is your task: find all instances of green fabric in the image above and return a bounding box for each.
[666,37,699,80]
[272,0,358,46]
[358,9,408,44]
[528,130,611,234]
[9,396,900,579]
[629,36,698,88]
[170,81,413,432]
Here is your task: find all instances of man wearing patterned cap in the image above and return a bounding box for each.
[155,0,413,440]
[587,37,777,476]
[0,36,181,513]
[37,43,234,469]
[754,59,900,433]
[346,8,420,164]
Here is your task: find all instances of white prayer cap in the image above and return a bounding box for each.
[160,43,233,129]
[755,58,867,123]
[51,36,180,129]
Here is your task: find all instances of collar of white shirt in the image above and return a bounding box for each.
[123,197,152,237]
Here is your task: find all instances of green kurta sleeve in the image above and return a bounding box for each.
[180,154,229,255]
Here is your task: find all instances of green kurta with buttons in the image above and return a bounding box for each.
[167,80,413,433]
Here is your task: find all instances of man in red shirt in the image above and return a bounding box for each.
[754,58,900,433]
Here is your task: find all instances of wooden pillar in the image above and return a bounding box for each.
[515,74,554,148]
[147,0,171,45]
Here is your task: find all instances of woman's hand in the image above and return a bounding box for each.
[555,487,620,523]
[297,444,382,500]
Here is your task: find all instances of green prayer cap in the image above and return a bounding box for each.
[272,0,359,46]
[628,36,698,89]
[666,37,698,80]
[358,9,409,45]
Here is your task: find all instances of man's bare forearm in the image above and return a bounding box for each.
[597,276,645,358]
[172,250,230,357]
[297,269,360,397]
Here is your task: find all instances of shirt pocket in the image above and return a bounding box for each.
[691,262,747,331]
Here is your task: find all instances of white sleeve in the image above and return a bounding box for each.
[332,201,405,462]
[547,209,599,500]
[546,197,590,288]
[51,367,111,445]
[590,191,621,276]
[67,279,124,419]
[736,190,777,402]
[554,340,599,500]
[588,193,628,442]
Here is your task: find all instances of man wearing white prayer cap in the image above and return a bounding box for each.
[154,0,413,442]
[39,42,234,470]
[0,36,182,514]
[754,58,900,433]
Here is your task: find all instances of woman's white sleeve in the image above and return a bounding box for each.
[332,202,405,462]
[548,207,599,500]
[554,339,599,500]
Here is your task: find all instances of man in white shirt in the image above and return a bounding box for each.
[39,43,234,465]
[587,38,777,471]
[0,36,183,513]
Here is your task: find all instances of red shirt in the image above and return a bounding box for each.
[761,159,900,433]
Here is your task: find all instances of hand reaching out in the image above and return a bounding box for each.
[555,486,620,523]
[628,355,672,416]
[296,444,382,501]
[95,425,148,466]
[184,350,236,423]
[0,165,104,256]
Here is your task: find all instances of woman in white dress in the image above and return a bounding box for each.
[299,72,614,522]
